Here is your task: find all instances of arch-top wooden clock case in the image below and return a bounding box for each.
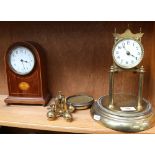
[4,41,51,106]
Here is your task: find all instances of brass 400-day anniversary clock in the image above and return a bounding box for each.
[4,41,51,106]
[91,28,155,132]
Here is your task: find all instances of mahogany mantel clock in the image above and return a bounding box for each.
[4,41,51,106]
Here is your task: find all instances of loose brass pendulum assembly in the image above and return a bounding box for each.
[47,91,74,122]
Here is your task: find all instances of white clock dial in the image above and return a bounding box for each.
[9,46,35,75]
[113,39,144,69]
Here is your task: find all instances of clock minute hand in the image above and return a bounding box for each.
[20,59,26,70]
[130,54,138,60]
[130,54,135,58]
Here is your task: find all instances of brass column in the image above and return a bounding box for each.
[137,66,144,111]
[109,66,115,109]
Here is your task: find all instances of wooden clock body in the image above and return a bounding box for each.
[4,41,51,106]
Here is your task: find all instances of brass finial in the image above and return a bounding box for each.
[140,27,142,33]
[128,24,130,28]
[114,27,116,34]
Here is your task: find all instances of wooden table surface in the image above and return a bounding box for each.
[0,95,155,134]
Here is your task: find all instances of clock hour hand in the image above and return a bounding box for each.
[24,60,32,64]
[126,51,137,60]
[22,60,28,63]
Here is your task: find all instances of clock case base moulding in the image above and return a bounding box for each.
[4,93,51,106]
[90,95,155,132]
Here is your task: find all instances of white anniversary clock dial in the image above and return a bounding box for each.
[9,46,35,75]
[113,39,144,69]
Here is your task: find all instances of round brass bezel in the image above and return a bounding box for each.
[112,38,144,69]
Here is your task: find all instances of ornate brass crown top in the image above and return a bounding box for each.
[113,28,144,41]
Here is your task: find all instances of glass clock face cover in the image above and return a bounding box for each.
[113,39,144,69]
[9,46,35,75]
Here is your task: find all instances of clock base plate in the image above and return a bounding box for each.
[90,94,155,132]
[4,94,51,106]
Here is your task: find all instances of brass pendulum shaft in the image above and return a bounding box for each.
[137,66,144,111]
[109,66,115,109]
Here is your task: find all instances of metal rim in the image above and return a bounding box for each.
[112,38,144,69]
[66,95,94,108]
[95,95,152,118]
[8,45,36,76]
